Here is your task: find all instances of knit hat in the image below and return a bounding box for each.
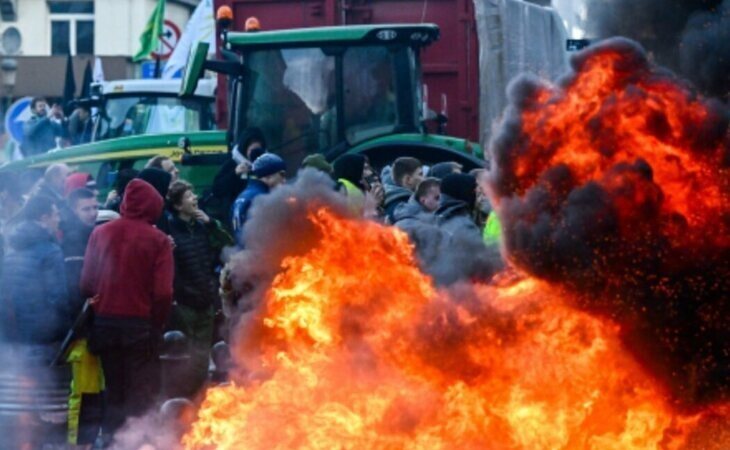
[64,172,96,197]
[440,173,477,208]
[252,153,287,178]
[430,162,462,180]
[137,168,172,198]
[301,153,333,175]
[333,154,366,189]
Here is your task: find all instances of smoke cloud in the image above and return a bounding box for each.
[488,37,729,408]
[585,0,730,98]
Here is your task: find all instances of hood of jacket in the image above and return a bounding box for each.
[333,154,366,190]
[121,179,164,224]
[137,168,172,199]
[436,194,471,220]
[8,220,54,251]
[393,195,427,222]
[384,184,412,207]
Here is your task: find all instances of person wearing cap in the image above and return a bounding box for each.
[64,172,98,198]
[231,153,287,247]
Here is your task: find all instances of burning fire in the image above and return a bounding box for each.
[489,38,729,406]
[182,208,725,449]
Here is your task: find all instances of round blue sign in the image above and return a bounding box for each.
[4,96,32,144]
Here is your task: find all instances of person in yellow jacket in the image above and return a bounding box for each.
[66,338,104,448]
[483,211,502,246]
[333,154,384,219]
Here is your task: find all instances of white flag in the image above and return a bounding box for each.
[162,0,216,79]
[93,57,105,82]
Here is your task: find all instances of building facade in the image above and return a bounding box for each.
[0,0,196,97]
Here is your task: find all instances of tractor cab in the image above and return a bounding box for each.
[182,22,483,171]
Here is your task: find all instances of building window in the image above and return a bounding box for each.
[49,1,94,55]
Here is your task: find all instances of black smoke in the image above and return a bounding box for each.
[586,0,730,98]
[489,37,729,409]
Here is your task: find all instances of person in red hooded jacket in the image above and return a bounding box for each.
[81,178,173,438]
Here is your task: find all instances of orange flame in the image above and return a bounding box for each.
[182,209,725,449]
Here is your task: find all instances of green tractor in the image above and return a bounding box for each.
[182,23,484,173]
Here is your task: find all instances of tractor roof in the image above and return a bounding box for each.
[227,23,439,50]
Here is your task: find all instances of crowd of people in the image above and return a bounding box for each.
[0,126,501,448]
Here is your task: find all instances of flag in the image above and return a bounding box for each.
[133,0,166,62]
[63,54,76,114]
[162,0,215,79]
[80,60,93,98]
[93,57,105,82]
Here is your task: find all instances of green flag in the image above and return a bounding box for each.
[133,0,166,62]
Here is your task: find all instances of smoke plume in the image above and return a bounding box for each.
[586,0,730,98]
[489,37,729,408]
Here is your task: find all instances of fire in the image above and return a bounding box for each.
[488,38,729,406]
[182,208,723,449]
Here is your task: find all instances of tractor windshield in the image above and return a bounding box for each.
[242,45,417,164]
[95,95,215,140]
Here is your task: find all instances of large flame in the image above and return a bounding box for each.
[182,208,725,449]
[488,38,729,406]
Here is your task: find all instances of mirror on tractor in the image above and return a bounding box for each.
[180,41,210,97]
[177,136,192,154]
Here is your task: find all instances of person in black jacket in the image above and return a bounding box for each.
[211,127,267,226]
[167,180,233,397]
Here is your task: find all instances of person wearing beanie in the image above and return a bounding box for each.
[436,173,480,237]
[332,154,367,214]
[231,153,287,247]
[301,153,334,176]
[429,161,463,180]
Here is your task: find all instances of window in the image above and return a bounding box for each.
[49,1,94,55]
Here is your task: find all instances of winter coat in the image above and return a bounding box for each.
[169,214,228,310]
[1,220,69,344]
[383,184,412,223]
[436,194,481,238]
[22,115,64,157]
[231,179,269,246]
[81,179,174,329]
[60,215,94,318]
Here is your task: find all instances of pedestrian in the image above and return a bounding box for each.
[68,104,93,146]
[212,128,267,225]
[393,177,441,228]
[167,180,233,397]
[33,163,72,206]
[0,195,68,346]
[146,155,180,183]
[300,153,334,178]
[60,188,104,448]
[333,154,367,215]
[138,167,173,234]
[231,153,287,246]
[21,97,66,157]
[81,179,174,439]
[437,173,480,237]
[383,157,424,222]
[429,161,463,180]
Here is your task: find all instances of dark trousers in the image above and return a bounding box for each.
[89,320,160,437]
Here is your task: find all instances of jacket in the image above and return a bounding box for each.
[60,215,94,317]
[384,184,414,223]
[1,220,69,343]
[81,179,173,329]
[22,115,64,157]
[169,214,227,310]
[436,194,481,238]
[231,179,269,246]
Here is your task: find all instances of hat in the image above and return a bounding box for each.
[441,173,477,208]
[252,153,286,178]
[430,162,462,180]
[64,172,95,197]
[301,153,333,175]
[333,154,366,189]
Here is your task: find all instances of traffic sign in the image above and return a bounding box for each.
[151,19,182,60]
[4,96,32,144]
